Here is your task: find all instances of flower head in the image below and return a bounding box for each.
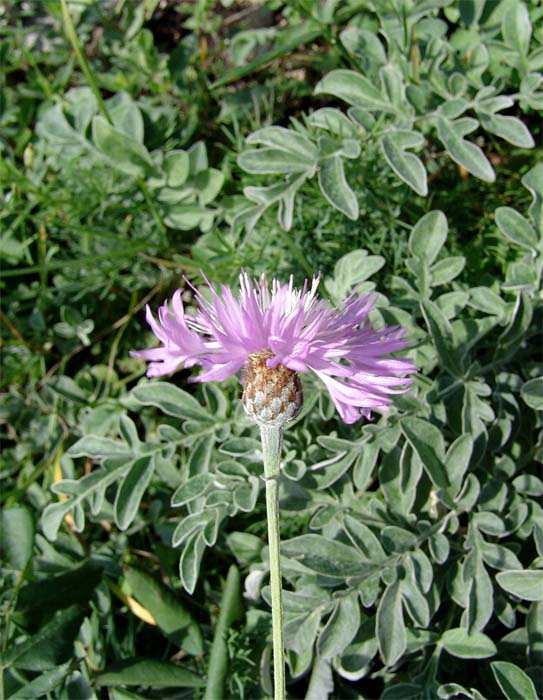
[131,272,416,424]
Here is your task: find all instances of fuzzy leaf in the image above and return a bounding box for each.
[114,456,154,531]
[496,570,543,602]
[381,129,427,195]
[409,211,448,264]
[441,628,496,659]
[436,117,495,182]
[281,535,369,578]
[315,69,391,110]
[130,382,211,422]
[92,116,156,178]
[318,154,358,219]
[491,661,538,700]
[521,377,543,410]
[377,582,406,665]
[495,207,538,250]
[318,594,360,659]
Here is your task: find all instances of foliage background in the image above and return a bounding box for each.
[1,1,542,699]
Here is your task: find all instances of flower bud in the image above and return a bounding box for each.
[242,350,303,427]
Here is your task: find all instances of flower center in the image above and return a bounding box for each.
[242,350,303,426]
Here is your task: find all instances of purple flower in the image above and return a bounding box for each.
[131,272,416,424]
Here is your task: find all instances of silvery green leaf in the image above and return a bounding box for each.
[194,169,224,206]
[465,555,493,632]
[307,108,358,137]
[428,532,450,564]
[376,582,406,665]
[381,526,417,554]
[455,474,481,513]
[479,541,522,571]
[114,456,154,530]
[380,64,405,109]
[410,550,434,595]
[40,502,74,541]
[315,70,391,111]
[172,511,213,548]
[339,27,387,67]
[353,441,380,489]
[305,657,334,700]
[512,474,543,496]
[238,147,315,174]
[67,435,133,460]
[401,416,449,489]
[409,210,448,263]
[445,433,473,494]
[496,570,543,602]
[220,437,261,457]
[232,476,259,512]
[1,505,34,571]
[478,113,534,149]
[440,628,496,659]
[522,162,543,234]
[247,126,318,160]
[379,443,422,516]
[527,602,543,665]
[342,515,386,562]
[495,207,538,250]
[318,593,360,659]
[436,117,495,182]
[281,534,369,578]
[505,260,536,293]
[119,414,140,450]
[381,129,427,196]
[473,511,505,537]
[92,116,157,178]
[37,103,88,147]
[171,474,212,507]
[440,97,469,119]
[401,575,430,628]
[284,609,321,656]
[47,376,89,403]
[227,532,263,565]
[430,256,465,286]
[420,299,465,378]
[501,3,532,55]
[130,382,211,422]
[108,92,144,142]
[188,141,208,173]
[468,287,508,316]
[163,150,189,187]
[521,377,543,410]
[179,531,206,594]
[318,154,359,220]
[491,661,538,700]
[335,616,377,681]
[496,293,533,357]
[465,43,489,80]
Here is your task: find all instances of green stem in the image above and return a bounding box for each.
[60,0,112,124]
[260,424,286,700]
[59,0,167,235]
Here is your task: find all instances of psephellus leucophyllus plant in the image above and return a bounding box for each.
[131,271,416,700]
